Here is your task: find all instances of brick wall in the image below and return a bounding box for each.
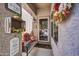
[51,4,79,56]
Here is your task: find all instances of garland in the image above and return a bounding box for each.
[52,3,72,24]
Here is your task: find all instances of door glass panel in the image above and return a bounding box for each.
[39,19,48,41]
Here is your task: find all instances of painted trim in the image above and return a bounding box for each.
[38,17,50,43]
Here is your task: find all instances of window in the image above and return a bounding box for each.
[53,21,58,44]
[22,8,33,34]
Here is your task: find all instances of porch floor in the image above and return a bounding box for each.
[22,47,53,56]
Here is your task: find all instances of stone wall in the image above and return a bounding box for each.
[0,3,22,56]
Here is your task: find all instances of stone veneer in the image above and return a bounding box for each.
[0,3,22,56]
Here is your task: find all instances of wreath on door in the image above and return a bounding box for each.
[52,3,72,24]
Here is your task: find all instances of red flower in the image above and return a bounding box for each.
[63,10,70,17]
[53,3,60,11]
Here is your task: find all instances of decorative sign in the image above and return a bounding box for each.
[10,37,19,56]
[5,17,11,33]
[7,3,21,14]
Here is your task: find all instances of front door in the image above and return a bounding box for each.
[39,18,49,42]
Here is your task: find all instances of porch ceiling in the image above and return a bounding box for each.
[33,3,51,10]
[22,3,51,19]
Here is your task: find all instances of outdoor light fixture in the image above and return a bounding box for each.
[12,16,21,20]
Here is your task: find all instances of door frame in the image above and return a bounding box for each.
[38,17,50,42]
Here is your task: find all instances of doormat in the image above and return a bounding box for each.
[35,43,52,49]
